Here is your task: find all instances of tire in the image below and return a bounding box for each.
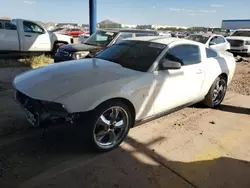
[80,100,133,152]
[202,76,227,108]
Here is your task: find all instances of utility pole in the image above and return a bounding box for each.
[89,0,97,35]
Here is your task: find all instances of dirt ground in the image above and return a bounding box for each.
[228,61,250,95]
[0,61,249,188]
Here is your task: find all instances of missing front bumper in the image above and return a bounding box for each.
[14,90,75,128]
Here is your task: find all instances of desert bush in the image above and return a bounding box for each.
[0,54,52,68]
[19,55,52,68]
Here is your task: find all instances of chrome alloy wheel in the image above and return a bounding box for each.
[212,79,227,106]
[93,106,129,149]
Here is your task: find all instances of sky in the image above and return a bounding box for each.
[2,0,250,27]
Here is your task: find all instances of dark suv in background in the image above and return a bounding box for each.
[54,29,159,62]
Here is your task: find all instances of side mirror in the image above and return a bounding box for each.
[160,59,181,70]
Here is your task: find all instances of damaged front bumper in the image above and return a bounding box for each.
[13,90,79,127]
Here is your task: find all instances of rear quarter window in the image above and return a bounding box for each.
[206,48,218,58]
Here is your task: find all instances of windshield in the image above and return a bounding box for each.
[231,30,250,37]
[186,35,209,44]
[95,40,166,72]
[84,30,118,47]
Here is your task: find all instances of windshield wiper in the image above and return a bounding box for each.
[84,42,96,46]
[85,42,104,47]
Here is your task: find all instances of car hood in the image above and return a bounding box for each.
[226,36,250,41]
[60,43,102,52]
[13,59,140,101]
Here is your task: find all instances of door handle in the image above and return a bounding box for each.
[196,69,204,74]
[25,35,32,37]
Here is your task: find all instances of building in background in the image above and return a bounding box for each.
[136,25,152,29]
[222,19,250,30]
[121,24,137,28]
[151,25,188,30]
[98,20,121,28]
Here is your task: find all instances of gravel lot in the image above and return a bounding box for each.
[228,62,250,95]
[0,60,249,188]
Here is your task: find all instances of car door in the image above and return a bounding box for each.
[0,21,19,51]
[209,36,226,51]
[217,36,228,51]
[153,44,206,115]
[21,21,51,51]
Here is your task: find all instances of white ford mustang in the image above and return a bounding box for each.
[13,36,236,151]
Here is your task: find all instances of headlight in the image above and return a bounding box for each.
[245,41,250,45]
[72,51,89,59]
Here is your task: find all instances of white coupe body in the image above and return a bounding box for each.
[12,36,236,151]
[14,37,235,120]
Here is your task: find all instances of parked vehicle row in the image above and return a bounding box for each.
[50,27,86,37]
[54,29,159,62]
[13,36,236,152]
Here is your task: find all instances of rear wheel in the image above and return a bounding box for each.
[202,76,227,108]
[82,100,133,152]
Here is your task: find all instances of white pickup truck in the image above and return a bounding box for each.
[226,29,250,55]
[0,19,73,54]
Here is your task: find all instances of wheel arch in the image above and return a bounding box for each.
[219,73,228,83]
[53,41,68,49]
[94,97,136,127]
[202,72,228,98]
[51,41,69,55]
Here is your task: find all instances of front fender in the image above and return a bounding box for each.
[54,33,72,44]
[55,87,136,114]
[53,77,136,112]
[55,73,155,120]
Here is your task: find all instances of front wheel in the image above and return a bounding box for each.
[83,101,133,152]
[202,76,227,108]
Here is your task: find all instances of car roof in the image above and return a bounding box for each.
[124,36,202,46]
[190,33,211,37]
[190,33,223,37]
[235,29,250,31]
[98,28,158,34]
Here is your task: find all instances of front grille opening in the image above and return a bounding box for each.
[15,90,66,114]
[227,40,244,47]
[15,90,30,106]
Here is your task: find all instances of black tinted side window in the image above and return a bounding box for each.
[5,22,17,30]
[168,44,201,65]
[206,48,218,58]
[135,33,150,37]
[23,21,44,34]
[0,22,2,29]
